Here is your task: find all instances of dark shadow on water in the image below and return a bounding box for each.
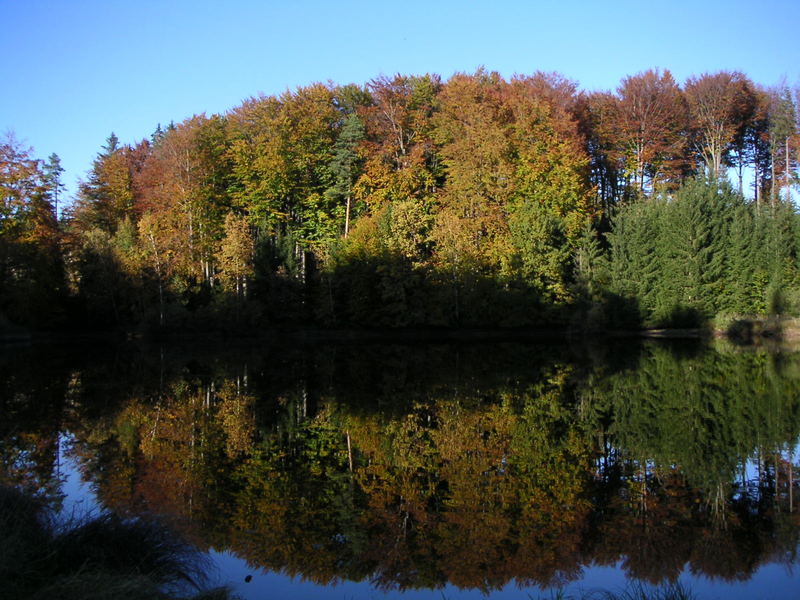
[725,317,784,345]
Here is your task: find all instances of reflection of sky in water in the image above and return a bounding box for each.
[56,433,800,600]
[58,432,99,516]
[211,552,800,600]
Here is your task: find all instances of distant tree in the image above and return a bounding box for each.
[358,73,441,208]
[136,114,232,287]
[332,82,373,115]
[138,210,184,326]
[228,83,340,251]
[227,95,290,231]
[430,69,513,319]
[506,79,593,300]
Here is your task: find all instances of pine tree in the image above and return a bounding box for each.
[724,203,758,314]
[325,113,365,237]
[656,179,735,322]
[42,153,65,220]
[607,199,662,323]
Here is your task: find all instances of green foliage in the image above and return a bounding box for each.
[326,113,366,233]
[606,200,661,325]
[606,178,800,327]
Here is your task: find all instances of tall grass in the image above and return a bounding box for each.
[0,485,235,600]
[534,582,697,600]
[587,582,697,600]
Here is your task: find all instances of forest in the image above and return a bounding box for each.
[2,68,799,333]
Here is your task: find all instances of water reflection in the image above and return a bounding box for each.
[1,339,799,595]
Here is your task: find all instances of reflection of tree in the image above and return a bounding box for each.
[230,410,369,584]
[4,341,800,593]
[510,375,593,587]
[587,343,800,494]
[0,347,72,505]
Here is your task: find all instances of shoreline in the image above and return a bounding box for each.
[4,317,800,347]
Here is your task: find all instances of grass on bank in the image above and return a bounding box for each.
[0,485,236,600]
[537,582,697,600]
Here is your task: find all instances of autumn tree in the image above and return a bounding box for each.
[136,114,232,287]
[431,70,513,276]
[137,210,183,326]
[357,74,442,208]
[216,212,254,300]
[429,70,592,314]
[72,133,136,234]
[0,133,64,326]
[615,69,690,195]
[505,75,593,301]
[227,95,290,230]
[575,90,626,210]
[228,84,340,255]
[684,71,756,180]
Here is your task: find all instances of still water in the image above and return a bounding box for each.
[2,338,800,599]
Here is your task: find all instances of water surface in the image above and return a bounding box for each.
[2,338,799,598]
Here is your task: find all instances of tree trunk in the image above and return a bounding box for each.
[754,162,761,208]
[345,194,351,237]
[737,155,744,196]
[147,232,166,326]
[346,431,353,472]
[771,148,777,206]
[790,450,794,512]
[786,137,792,202]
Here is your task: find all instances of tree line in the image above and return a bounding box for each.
[2,68,799,331]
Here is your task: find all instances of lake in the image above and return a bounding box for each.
[2,337,799,599]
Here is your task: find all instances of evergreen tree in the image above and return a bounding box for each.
[607,199,662,324]
[42,153,65,220]
[724,204,759,314]
[655,179,735,323]
[325,113,365,237]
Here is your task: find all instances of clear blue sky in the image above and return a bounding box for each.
[2,0,799,202]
